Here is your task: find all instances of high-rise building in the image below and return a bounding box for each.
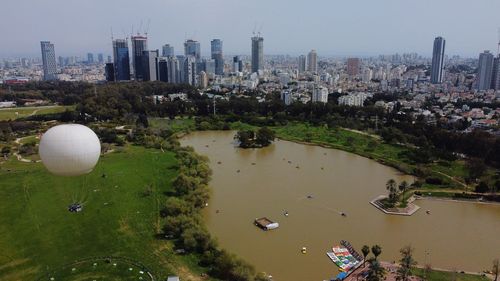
[40,41,57,81]
[156,57,169,82]
[307,50,317,73]
[162,44,174,57]
[58,56,65,68]
[98,53,104,63]
[476,50,494,90]
[142,50,159,81]
[211,39,224,75]
[181,55,197,86]
[312,86,329,103]
[281,91,293,105]
[430,36,446,84]
[347,58,360,76]
[131,35,148,80]
[210,39,224,75]
[233,56,243,72]
[105,63,115,81]
[251,36,264,73]
[87,53,94,64]
[199,71,208,88]
[298,55,306,73]
[112,39,131,81]
[167,56,180,83]
[184,40,201,60]
[203,59,216,75]
[491,55,500,90]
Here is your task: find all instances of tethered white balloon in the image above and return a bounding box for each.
[39,124,101,176]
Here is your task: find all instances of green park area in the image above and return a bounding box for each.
[0,145,208,281]
[413,267,490,281]
[0,105,71,121]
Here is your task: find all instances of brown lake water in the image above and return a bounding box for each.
[181,130,500,281]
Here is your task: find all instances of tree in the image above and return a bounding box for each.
[235,130,255,148]
[399,181,409,203]
[396,245,417,281]
[371,245,382,260]
[466,158,486,180]
[136,113,149,128]
[255,127,275,146]
[1,146,11,156]
[475,181,489,193]
[493,258,499,281]
[366,258,386,281]
[362,245,370,267]
[386,179,399,206]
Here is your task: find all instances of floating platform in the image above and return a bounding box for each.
[326,240,362,277]
[254,217,279,230]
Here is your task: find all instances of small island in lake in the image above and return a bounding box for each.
[234,127,276,148]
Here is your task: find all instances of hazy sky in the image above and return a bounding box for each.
[2,0,500,58]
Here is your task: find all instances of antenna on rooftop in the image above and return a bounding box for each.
[110,27,114,41]
[145,19,151,37]
[497,27,500,56]
[121,28,127,40]
[139,20,143,35]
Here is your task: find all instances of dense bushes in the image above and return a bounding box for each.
[234,127,276,148]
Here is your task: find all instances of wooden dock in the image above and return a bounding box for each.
[254,217,279,230]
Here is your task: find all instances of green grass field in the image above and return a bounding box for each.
[0,145,206,281]
[0,105,71,121]
[413,268,490,281]
[149,117,196,132]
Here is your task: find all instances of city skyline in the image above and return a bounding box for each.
[2,0,500,58]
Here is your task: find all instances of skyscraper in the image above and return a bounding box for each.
[98,53,104,63]
[167,56,180,83]
[430,36,446,84]
[298,55,306,73]
[307,50,318,73]
[347,58,360,76]
[251,36,264,73]
[312,86,328,103]
[199,71,208,88]
[182,56,197,86]
[476,50,494,90]
[491,55,500,90]
[40,41,57,81]
[142,50,159,81]
[184,40,201,60]
[112,39,131,81]
[211,39,224,75]
[233,56,243,72]
[156,57,169,82]
[131,35,148,80]
[105,63,115,82]
[203,59,216,75]
[162,44,174,57]
[87,53,94,64]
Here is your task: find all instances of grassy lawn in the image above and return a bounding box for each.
[413,268,490,281]
[0,105,72,121]
[0,145,207,281]
[149,117,196,133]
